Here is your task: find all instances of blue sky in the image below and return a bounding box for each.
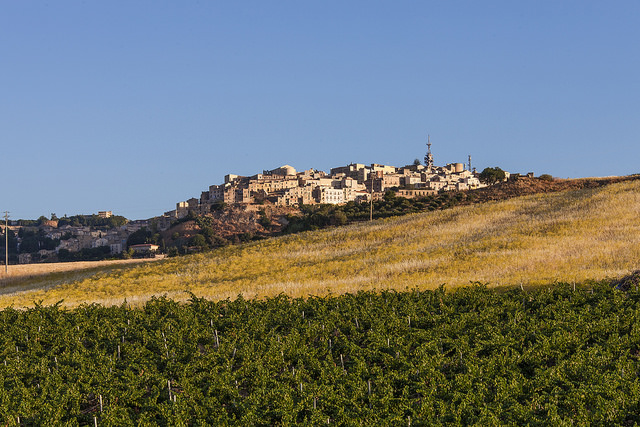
[2,1,638,220]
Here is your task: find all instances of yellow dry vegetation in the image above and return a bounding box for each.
[0,258,160,294]
[2,179,639,308]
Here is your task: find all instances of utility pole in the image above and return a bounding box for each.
[369,171,373,221]
[3,211,8,274]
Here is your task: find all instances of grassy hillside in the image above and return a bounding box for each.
[2,179,639,308]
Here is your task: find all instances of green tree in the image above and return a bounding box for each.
[19,236,40,253]
[479,167,506,185]
[330,211,348,226]
[167,246,179,257]
[127,227,152,247]
[57,248,73,261]
[190,234,208,249]
[258,210,271,229]
[211,201,227,211]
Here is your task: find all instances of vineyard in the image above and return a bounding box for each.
[2,284,640,425]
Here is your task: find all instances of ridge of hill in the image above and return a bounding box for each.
[164,175,640,247]
[465,174,640,203]
[1,176,639,308]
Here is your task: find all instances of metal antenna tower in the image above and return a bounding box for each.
[424,135,434,171]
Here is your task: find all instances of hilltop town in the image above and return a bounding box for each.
[162,159,491,225]
[2,145,508,265]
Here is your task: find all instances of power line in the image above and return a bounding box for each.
[3,211,8,274]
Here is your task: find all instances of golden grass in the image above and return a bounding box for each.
[2,180,640,308]
[0,258,161,296]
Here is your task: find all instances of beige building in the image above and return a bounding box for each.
[208,184,225,201]
[315,187,344,204]
[264,165,297,176]
[370,164,397,175]
[110,243,124,254]
[57,238,81,252]
[343,187,360,202]
[402,175,422,186]
[330,163,365,178]
[274,186,315,206]
[176,198,199,219]
[396,189,437,198]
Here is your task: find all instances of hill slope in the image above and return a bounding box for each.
[2,179,640,308]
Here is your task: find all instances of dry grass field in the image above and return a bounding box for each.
[0,258,161,298]
[1,179,639,308]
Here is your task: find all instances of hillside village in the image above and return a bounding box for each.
[2,150,507,264]
[3,212,155,265]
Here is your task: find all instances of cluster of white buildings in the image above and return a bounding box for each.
[163,160,488,220]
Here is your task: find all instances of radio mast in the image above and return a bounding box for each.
[424,135,434,171]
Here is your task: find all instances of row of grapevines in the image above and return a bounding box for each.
[0,283,639,425]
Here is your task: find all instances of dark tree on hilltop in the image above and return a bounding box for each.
[127,227,153,247]
[57,214,128,229]
[479,167,506,185]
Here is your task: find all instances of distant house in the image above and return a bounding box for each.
[110,243,124,255]
[129,244,160,257]
[91,237,110,248]
[18,253,32,264]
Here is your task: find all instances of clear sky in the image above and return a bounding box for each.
[2,1,638,220]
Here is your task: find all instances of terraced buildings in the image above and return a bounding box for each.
[166,159,489,220]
